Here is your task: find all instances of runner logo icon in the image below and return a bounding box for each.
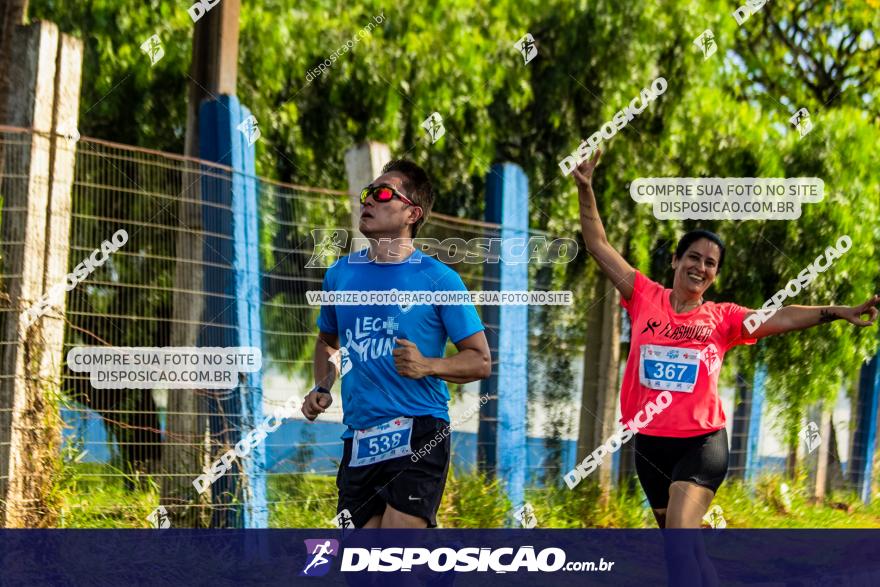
[698,343,721,375]
[514,33,538,64]
[790,108,813,138]
[330,509,355,529]
[237,115,261,145]
[514,502,537,528]
[305,229,347,268]
[694,29,717,60]
[703,505,727,528]
[641,318,661,336]
[421,112,445,143]
[800,421,822,453]
[300,539,340,577]
[140,34,165,66]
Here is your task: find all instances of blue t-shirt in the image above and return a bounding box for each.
[316,249,485,437]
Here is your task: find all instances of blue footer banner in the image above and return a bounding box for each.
[1,530,879,586]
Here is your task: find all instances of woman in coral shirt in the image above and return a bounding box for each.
[573,150,879,530]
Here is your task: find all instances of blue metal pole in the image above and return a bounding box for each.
[851,354,879,503]
[483,163,528,518]
[198,96,267,528]
[745,362,767,484]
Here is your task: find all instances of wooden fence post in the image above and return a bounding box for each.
[0,21,82,527]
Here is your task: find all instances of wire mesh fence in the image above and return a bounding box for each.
[0,126,590,527]
[59,133,242,526]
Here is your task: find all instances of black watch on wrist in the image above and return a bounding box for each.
[311,385,331,395]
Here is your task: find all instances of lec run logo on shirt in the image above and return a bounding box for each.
[344,315,400,364]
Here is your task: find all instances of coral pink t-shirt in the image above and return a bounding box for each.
[619,271,757,438]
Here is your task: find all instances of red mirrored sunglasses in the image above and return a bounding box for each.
[359,184,419,208]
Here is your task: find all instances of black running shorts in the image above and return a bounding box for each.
[336,415,451,528]
[633,427,729,510]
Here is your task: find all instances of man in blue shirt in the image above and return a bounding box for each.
[302,159,491,529]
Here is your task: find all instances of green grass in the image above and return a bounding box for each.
[265,468,655,528]
[49,461,880,528]
[521,480,654,528]
[437,468,512,527]
[267,473,338,528]
[267,467,880,528]
[53,462,159,528]
[712,473,880,528]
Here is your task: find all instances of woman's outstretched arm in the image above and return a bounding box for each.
[745,295,880,338]
[572,149,637,300]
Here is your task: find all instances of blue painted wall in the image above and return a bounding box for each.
[61,407,583,487]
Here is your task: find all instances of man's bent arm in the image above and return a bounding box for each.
[314,331,340,389]
[428,331,491,384]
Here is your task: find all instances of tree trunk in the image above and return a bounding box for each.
[786,443,798,479]
[576,275,620,502]
[616,339,636,490]
[813,405,831,501]
[825,418,846,494]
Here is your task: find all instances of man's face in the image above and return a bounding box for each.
[358,171,421,238]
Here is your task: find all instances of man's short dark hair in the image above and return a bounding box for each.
[382,159,433,237]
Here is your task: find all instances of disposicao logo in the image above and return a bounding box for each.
[301,539,340,577]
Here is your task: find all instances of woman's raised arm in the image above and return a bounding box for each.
[572,150,636,300]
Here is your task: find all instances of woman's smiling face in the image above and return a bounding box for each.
[672,238,722,297]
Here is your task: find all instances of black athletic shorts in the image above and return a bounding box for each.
[336,415,451,528]
[633,427,729,510]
